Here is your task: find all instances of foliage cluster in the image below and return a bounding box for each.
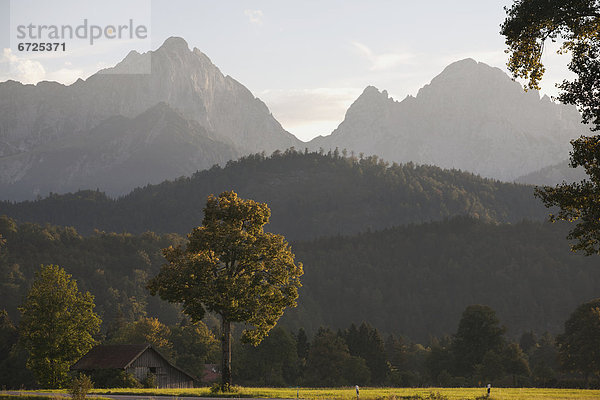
[19,265,101,388]
[233,307,600,389]
[148,191,303,389]
[70,374,93,400]
[502,0,600,255]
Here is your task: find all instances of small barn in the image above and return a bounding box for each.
[71,344,194,388]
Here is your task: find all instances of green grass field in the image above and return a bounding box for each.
[0,396,110,400]
[82,387,600,400]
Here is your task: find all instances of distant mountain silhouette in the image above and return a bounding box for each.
[0,37,300,200]
[516,158,587,186]
[0,103,240,199]
[310,59,586,182]
[1,47,586,200]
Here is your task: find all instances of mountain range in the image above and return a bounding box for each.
[0,37,589,200]
[310,59,586,182]
[0,37,299,199]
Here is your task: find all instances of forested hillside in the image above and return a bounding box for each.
[284,218,600,341]
[1,216,597,342]
[0,216,184,329]
[0,150,547,240]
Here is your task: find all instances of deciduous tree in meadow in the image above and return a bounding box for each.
[148,191,303,390]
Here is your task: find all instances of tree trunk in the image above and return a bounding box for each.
[221,316,231,391]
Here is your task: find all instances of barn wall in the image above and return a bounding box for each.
[126,348,193,388]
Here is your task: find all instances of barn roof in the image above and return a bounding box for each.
[71,343,196,381]
[71,344,151,370]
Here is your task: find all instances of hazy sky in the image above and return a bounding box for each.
[0,0,573,141]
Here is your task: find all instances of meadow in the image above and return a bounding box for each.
[6,387,600,400]
[83,387,600,400]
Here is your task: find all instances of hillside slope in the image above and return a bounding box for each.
[0,150,547,240]
[1,216,596,342]
[286,218,598,341]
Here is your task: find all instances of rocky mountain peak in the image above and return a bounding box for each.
[361,85,384,97]
[440,57,478,72]
[310,58,587,182]
[438,58,502,79]
[417,58,520,101]
[0,36,301,199]
[345,86,395,117]
[356,85,391,100]
[95,36,216,79]
[159,36,190,52]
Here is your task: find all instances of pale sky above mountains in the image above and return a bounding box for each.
[0,0,574,141]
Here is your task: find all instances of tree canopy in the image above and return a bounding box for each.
[148,191,302,389]
[451,305,506,376]
[19,264,101,388]
[557,298,600,381]
[502,0,600,254]
[3,215,600,346]
[502,0,600,127]
[535,135,600,254]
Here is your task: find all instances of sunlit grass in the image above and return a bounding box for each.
[81,387,600,400]
[0,395,110,400]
